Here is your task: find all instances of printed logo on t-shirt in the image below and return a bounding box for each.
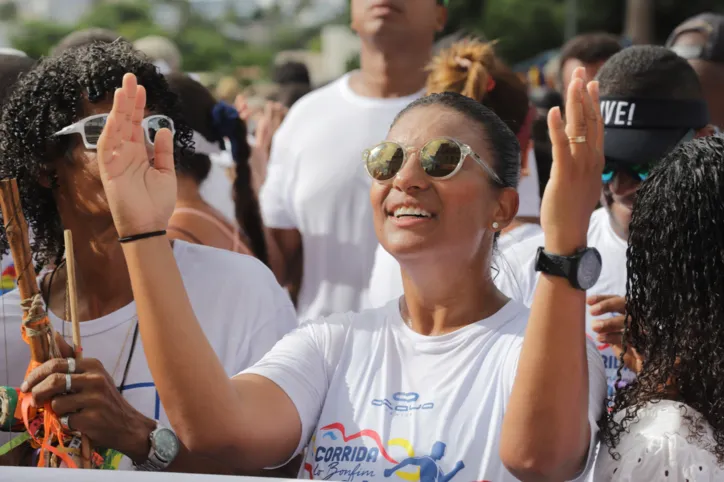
[303,423,485,482]
[370,392,434,416]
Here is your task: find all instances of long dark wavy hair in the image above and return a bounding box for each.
[0,41,193,268]
[600,135,724,463]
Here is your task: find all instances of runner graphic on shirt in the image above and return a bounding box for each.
[384,442,465,482]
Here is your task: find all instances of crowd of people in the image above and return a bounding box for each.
[1,1,724,481]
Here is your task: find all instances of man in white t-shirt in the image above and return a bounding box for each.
[497,45,715,397]
[260,0,448,320]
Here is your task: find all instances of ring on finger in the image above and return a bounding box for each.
[60,414,72,431]
[65,373,72,393]
[67,358,76,375]
[569,136,587,144]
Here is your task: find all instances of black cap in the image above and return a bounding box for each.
[666,13,724,63]
[601,98,709,165]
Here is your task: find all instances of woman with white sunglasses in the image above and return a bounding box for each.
[66,66,608,480]
[0,41,297,471]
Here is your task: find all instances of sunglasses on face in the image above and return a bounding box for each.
[602,162,651,183]
[363,137,504,185]
[53,113,175,150]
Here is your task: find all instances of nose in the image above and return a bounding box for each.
[608,170,640,197]
[391,150,430,193]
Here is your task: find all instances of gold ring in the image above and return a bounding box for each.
[569,136,587,144]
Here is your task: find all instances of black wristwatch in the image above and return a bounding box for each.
[534,247,602,290]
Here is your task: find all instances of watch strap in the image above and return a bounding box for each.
[133,424,175,472]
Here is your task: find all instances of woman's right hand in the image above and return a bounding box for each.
[541,67,604,254]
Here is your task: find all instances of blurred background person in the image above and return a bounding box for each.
[558,32,622,92]
[667,13,724,129]
[366,38,540,309]
[529,86,563,197]
[51,27,124,57]
[165,73,269,266]
[0,52,35,294]
[134,35,182,75]
[259,0,447,317]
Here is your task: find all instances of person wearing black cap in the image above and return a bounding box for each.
[666,12,724,129]
[496,45,715,399]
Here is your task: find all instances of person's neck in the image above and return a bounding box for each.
[48,216,135,322]
[349,40,431,98]
[175,175,205,207]
[399,251,508,336]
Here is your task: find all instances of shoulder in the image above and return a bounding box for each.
[301,304,393,339]
[174,241,291,311]
[275,77,346,130]
[596,401,724,481]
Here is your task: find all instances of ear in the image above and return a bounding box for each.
[435,6,448,32]
[695,124,717,138]
[492,187,519,231]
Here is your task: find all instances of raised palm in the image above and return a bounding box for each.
[96,73,177,238]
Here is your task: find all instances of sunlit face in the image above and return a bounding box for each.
[350,0,444,41]
[370,105,515,265]
[53,99,155,220]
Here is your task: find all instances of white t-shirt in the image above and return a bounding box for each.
[199,162,236,224]
[0,241,298,469]
[260,72,423,320]
[244,300,606,481]
[364,223,543,309]
[594,400,724,481]
[495,208,632,397]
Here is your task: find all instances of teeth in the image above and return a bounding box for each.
[393,206,432,218]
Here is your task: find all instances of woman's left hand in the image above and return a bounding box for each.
[541,67,605,254]
[97,73,177,238]
[21,334,155,463]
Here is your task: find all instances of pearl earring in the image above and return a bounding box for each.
[492,222,500,230]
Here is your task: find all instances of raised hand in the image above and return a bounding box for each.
[97,73,177,238]
[542,67,604,254]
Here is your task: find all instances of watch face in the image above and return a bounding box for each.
[577,249,602,290]
[153,428,180,462]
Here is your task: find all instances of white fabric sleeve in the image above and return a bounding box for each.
[596,433,724,482]
[259,124,298,229]
[240,315,349,458]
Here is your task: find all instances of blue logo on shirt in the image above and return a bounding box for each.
[371,392,434,414]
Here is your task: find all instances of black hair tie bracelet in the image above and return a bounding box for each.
[118,230,167,244]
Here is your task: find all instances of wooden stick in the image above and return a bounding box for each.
[63,230,91,469]
[0,180,49,363]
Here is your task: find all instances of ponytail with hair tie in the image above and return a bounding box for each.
[211,101,242,163]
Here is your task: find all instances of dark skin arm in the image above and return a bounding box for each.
[269,228,303,306]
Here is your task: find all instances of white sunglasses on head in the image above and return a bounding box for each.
[53,113,175,150]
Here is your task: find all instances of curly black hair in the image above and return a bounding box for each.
[0,40,193,268]
[600,134,724,463]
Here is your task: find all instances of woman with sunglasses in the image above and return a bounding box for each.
[71,64,607,480]
[0,41,297,471]
[366,38,539,309]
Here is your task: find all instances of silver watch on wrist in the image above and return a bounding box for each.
[134,423,180,472]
